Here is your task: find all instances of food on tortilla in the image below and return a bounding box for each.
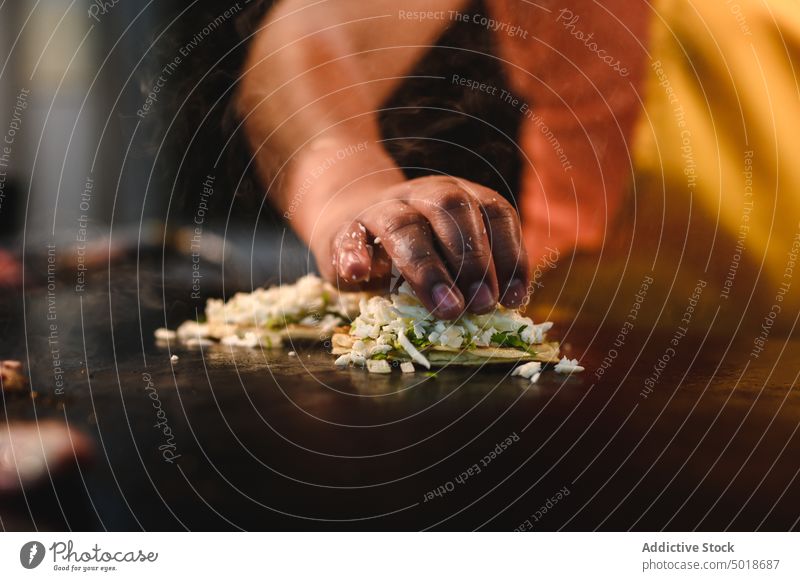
[156,275,368,348]
[332,282,560,371]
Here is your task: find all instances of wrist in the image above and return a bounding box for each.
[283,138,405,244]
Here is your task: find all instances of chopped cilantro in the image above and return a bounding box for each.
[410,337,431,350]
[405,326,432,350]
[491,331,534,352]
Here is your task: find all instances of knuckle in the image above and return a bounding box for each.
[481,195,515,220]
[430,189,472,214]
[379,209,428,240]
[412,254,444,274]
[381,210,425,237]
[448,239,491,264]
[486,211,519,237]
[465,249,493,267]
[418,175,459,188]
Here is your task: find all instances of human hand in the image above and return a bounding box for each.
[312,175,529,319]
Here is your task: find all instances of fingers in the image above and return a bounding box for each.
[332,222,372,284]
[328,221,394,292]
[322,177,529,315]
[362,201,465,319]
[366,241,393,284]
[475,191,530,308]
[408,184,499,314]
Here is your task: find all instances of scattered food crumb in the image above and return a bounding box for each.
[554,357,585,374]
[288,351,297,357]
[511,361,542,379]
[0,360,26,392]
[170,355,179,362]
[154,328,177,341]
[366,359,391,374]
[400,361,415,373]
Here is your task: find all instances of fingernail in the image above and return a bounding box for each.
[468,282,495,313]
[431,283,462,318]
[503,279,526,307]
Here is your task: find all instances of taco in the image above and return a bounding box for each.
[332,283,560,371]
[156,275,368,348]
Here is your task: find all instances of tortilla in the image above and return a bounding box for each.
[332,331,560,367]
[200,323,335,346]
[162,275,368,347]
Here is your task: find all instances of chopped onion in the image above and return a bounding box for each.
[398,330,431,369]
[512,361,541,379]
[366,359,391,374]
[554,357,584,374]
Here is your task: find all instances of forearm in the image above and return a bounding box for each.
[236,0,529,314]
[238,0,466,243]
[279,139,405,246]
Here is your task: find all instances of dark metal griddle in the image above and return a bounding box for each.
[2,259,799,531]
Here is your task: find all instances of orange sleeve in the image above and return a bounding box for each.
[488,0,649,264]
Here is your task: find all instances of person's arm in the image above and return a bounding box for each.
[238,0,530,319]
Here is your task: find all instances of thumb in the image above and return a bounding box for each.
[332,221,372,284]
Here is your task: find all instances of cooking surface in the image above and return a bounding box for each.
[2,261,799,531]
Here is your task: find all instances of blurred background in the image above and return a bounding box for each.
[0,1,286,292]
[0,0,523,294]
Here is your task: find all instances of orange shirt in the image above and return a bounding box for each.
[483,1,800,331]
[487,1,648,268]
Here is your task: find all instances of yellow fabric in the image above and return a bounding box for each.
[635,0,800,282]
[530,0,800,332]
